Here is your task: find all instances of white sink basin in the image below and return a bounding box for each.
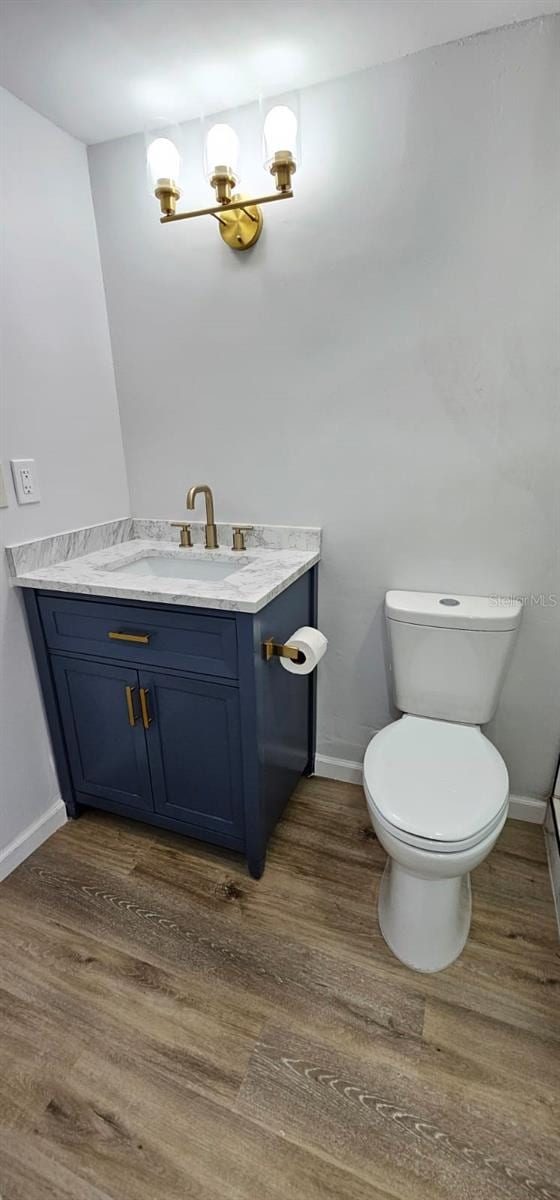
[113,555,247,582]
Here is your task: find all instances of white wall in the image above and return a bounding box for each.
[0,87,130,862]
[90,15,556,801]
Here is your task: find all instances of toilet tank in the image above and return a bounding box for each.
[386,590,522,725]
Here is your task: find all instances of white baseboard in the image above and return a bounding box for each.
[507,795,547,824]
[315,754,363,785]
[314,754,546,825]
[0,799,67,882]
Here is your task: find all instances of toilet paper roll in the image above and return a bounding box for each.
[280,626,328,675]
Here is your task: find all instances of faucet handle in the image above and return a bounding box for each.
[231,525,253,552]
[170,521,192,548]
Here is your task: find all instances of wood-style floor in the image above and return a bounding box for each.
[0,778,559,1200]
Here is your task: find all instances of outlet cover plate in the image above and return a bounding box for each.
[10,458,40,505]
[0,464,8,508]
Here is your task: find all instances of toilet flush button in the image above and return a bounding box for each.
[439,597,460,606]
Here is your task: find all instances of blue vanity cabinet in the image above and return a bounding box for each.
[23,566,317,878]
[50,655,153,812]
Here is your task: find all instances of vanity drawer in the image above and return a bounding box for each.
[38,596,238,679]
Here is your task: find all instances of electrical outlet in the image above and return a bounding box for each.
[0,463,7,506]
[10,458,40,505]
[0,464,8,508]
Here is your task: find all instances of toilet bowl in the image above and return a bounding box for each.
[364,589,521,972]
[363,715,509,971]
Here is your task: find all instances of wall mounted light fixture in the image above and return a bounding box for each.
[147,102,298,251]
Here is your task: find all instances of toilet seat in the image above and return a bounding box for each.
[363,715,509,852]
[366,791,508,853]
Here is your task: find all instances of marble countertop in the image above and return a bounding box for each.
[6,519,321,613]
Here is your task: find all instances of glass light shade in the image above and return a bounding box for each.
[263,105,298,167]
[147,136,181,186]
[205,123,240,179]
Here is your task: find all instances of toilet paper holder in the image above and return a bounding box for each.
[262,638,305,664]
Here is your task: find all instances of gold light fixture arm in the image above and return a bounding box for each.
[161,189,292,251]
[160,189,292,225]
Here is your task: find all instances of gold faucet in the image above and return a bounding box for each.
[186,484,219,549]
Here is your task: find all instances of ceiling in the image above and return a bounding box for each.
[0,0,558,144]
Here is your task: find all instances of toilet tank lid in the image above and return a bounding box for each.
[385,590,522,632]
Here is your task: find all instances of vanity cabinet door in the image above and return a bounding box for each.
[139,671,245,839]
[51,656,153,812]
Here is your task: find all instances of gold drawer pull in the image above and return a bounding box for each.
[109,631,150,645]
[139,688,152,730]
[124,685,139,727]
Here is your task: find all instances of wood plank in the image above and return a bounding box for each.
[1,842,425,1043]
[0,984,82,1132]
[0,900,262,1109]
[53,808,158,878]
[422,997,560,1125]
[131,789,560,1043]
[238,1022,560,1200]
[131,820,384,964]
[0,1130,113,1200]
[473,827,553,905]
[23,1048,394,1200]
[0,778,558,1200]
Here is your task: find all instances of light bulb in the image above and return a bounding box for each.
[147,136,181,186]
[263,105,298,166]
[205,123,239,177]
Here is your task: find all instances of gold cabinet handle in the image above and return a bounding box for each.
[139,688,152,730]
[109,631,150,645]
[124,685,139,727]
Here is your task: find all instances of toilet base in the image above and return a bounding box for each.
[378,859,472,973]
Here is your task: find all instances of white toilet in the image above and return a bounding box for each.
[363,589,522,973]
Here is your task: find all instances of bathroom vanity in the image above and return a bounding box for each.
[8,519,321,878]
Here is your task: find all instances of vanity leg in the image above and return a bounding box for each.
[65,799,82,820]
[247,854,266,880]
